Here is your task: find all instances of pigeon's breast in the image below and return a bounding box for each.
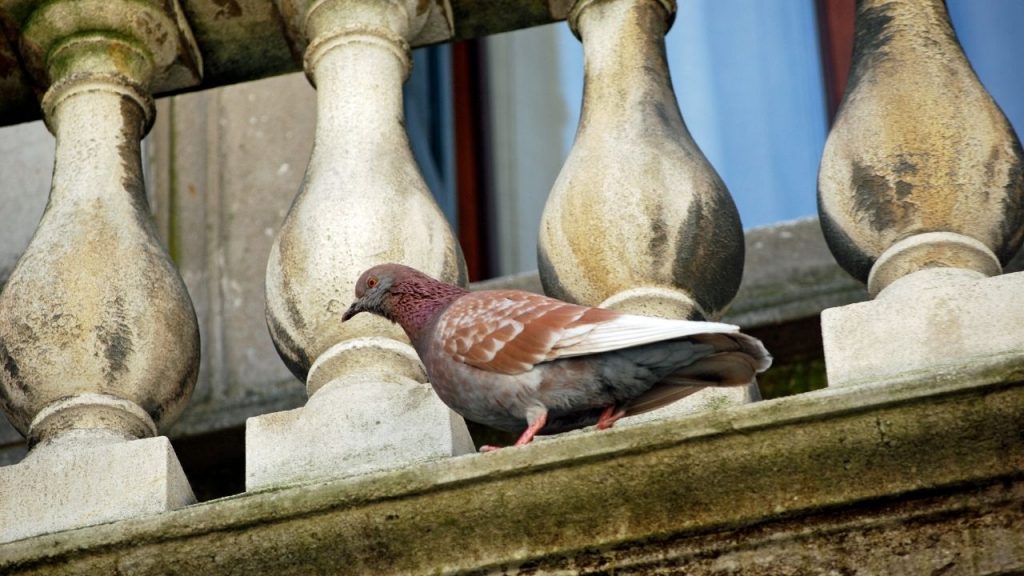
[421,334,544,432]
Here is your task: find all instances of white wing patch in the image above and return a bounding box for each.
[549,314,740,360]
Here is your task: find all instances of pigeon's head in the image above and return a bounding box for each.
[342,263,467,337]
[342,264,405,322]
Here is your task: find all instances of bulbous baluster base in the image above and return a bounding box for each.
[246,338,474,491]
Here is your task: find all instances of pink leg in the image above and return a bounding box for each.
[479,410,549,452]
[596,405,626,430]
[513,411,548,446]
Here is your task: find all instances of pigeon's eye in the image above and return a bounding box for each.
[366,276,379,289]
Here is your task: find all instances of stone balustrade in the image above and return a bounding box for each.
[252,0,473,490]
[539,0,758,419]
[0,0,1021,571]
[817,0,1024,388]
[0,0,203,542]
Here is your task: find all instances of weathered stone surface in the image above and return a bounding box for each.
[246,371,474,491]
[823,269,1024,389]
[254,0,472,489]
[16,0,202,95]
[0,90,200,443]
[0,0,575,126]
[0,436,194,544]
[539,0,743,323]
[1,363,1020,574]
[0,5,202,539]
[817,0,1024,293]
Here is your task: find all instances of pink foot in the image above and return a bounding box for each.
[596,405,626,430]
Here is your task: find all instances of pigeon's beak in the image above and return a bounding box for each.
[341,299,363,322]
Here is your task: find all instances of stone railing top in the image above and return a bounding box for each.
[0,0,574,127]
[1,357,1020,573]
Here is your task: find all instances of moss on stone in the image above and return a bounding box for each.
[759,358,829,399]
[2,371,1022,574]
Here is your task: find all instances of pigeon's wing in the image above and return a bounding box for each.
[437,290,751,375]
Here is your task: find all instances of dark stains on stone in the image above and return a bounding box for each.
[894,157,918,177]
[536,244,562,297]
[275,229,308,333]
[999,191,1024,263]
[651,97,671,128]
[136,10,170,47]
[647,98,683,142]
[647,202,669,271]
[266,203,313,381]
[450,0,551,39]
[537,244,573,304]
[0,43,18,77]
[894,180,913,199]
[147,334,200,428]
[0,340,28,433]
[850,161,917,233]
[845,3,895,96]
[213,0,243,19]
[671,193,744,320]
[670,200,704,310]
[996,139,1024,264]
[267,307,311,383]
[150,301,201,427]
[97,294,135,379]
[118,98,152,226]
[818,194,874,283]
[515,558,542,575]
[0,340,19,381]
[445,242,469,288]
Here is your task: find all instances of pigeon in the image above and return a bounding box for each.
[342,263,771,451]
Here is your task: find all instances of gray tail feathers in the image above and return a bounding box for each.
[622,332,771,418]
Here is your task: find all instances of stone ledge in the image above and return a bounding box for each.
[2,359,1022,574]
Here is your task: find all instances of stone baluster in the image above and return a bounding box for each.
[249,0,472,490]
[818,0,1024,387]
[539,0,757,419]
[0,0,202,543]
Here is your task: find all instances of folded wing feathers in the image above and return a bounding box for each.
[550,313,742,360]
[440,291,771,380]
